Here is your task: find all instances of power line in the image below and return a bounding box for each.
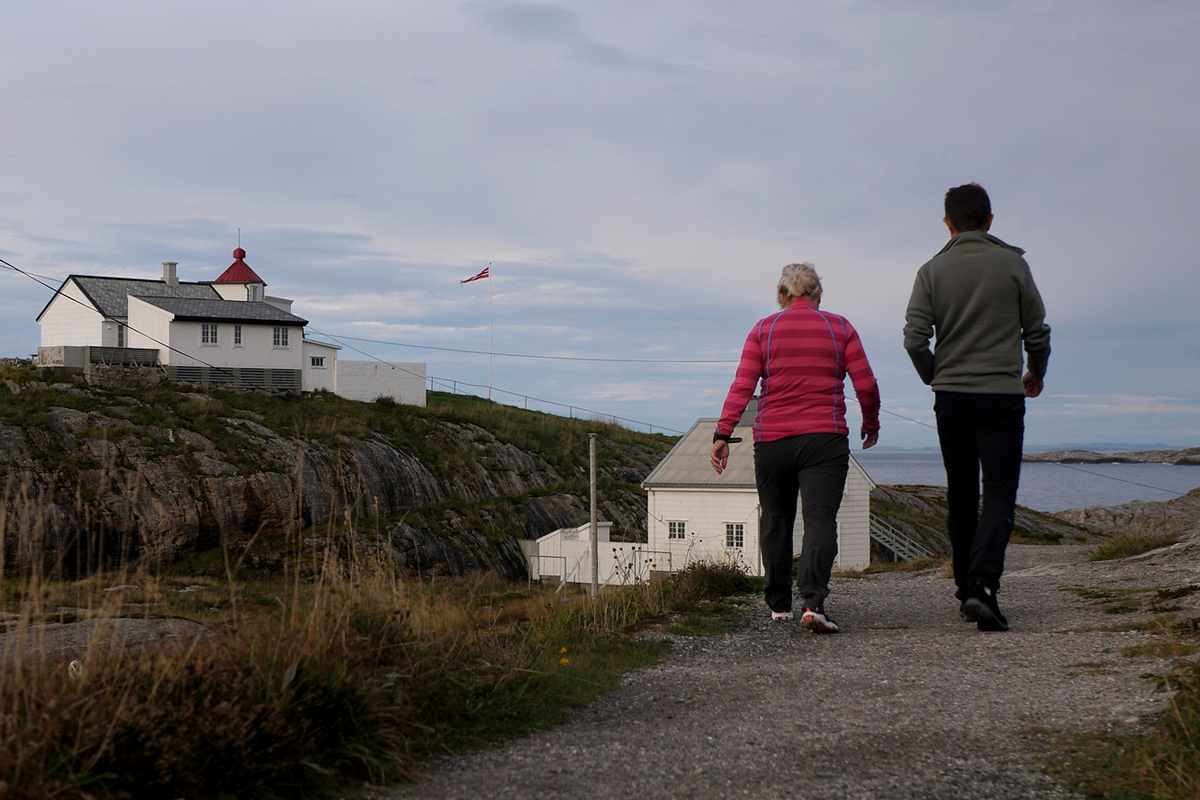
[325,333,739,364]
[307,326,686,435]
[1033,460,1182,495]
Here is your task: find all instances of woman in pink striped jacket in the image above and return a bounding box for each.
[711,263,880,633]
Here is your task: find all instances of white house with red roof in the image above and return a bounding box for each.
[37,247,426,403]
[35,249,346,395]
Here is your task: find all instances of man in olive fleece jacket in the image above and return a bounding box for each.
[904,183,1050,632]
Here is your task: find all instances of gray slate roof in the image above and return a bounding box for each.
[642,418,874,490]
[132,296,308,326]
[68,277,220,319]
[642,419,759,489]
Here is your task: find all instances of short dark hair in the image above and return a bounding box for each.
[944,183,991,232]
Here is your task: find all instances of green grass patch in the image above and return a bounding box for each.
[1090,532,1179,562]
[841,557,949,576]
[1122,641,1198,659]
[1104,600,1142,615]
[1049,658,1200,799]
[1011,525,1063,545]
[664,611,734,637]
[1060,585,1152,616]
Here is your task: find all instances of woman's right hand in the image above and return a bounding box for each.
[711,441,730,474]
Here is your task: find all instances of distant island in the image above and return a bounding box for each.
[1024,447,1200,465]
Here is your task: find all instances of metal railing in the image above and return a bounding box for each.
[869,514,937,562]
[606,546,674,585]
[526,554,568,595]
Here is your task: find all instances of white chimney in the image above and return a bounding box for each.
[162,261,178,287]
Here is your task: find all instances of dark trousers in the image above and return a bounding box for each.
[754,433,850,613]
[934,392,1025,595]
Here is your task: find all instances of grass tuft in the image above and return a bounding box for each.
[1090,533,1179,562]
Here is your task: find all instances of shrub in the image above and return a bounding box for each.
[675,560,756,601]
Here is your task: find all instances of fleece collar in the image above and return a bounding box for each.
[936,230,1026,257]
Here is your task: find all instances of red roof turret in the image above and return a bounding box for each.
[214,247,266,285]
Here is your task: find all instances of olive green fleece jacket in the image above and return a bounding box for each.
[904,231,1051,395]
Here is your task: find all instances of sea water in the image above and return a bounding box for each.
[853,449,1200,513]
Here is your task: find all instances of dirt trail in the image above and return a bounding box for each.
[381,540,1199,800]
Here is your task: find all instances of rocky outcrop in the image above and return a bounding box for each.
[0,382,666,581]
[1024,446,1200,465]
[1055,487,1200,536]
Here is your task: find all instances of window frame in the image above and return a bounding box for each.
[272,326,290,348]
[233,324,243,347]
[667,520,687,540]
[725,522,744,549]
[200,323,219,347]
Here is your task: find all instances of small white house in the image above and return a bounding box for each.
[641,418,874,575]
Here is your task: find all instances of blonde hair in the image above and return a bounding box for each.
[777,262,822,307]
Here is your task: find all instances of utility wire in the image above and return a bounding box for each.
[308,326,686,435]
[313,334,738,365]
[1031,460,1183,495]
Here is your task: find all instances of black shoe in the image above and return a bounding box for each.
[962,583,1009,632]
[959,600,978,623]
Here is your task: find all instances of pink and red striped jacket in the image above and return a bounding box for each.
[716,298,880,443]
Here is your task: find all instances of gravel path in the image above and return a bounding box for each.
[381,541,1198,800]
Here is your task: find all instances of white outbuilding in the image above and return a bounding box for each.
[641,417,874,575]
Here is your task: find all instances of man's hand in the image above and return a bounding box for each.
[1023,372,1044,398]
[862,430,879,449]
[711,440,729,474]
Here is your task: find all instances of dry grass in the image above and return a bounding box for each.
[0,545,733,798]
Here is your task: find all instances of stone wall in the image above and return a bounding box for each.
[84,363,167,390]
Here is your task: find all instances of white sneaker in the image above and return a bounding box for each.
[771,610,794,621]
[800,607,839,633]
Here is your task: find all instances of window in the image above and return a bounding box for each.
[668,520,687,540]
[311,356,325,368]
[116,324,125,348]
[201,323,219,346]
[273,327,289,347]
[725,523,744,549]
[233,325,242,346]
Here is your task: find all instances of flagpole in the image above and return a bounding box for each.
[488,262,493,401]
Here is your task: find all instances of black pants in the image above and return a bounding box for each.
[754,433,849,613]
[934,392,1025,595]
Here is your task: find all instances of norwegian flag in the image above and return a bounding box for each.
[460,266,489,284]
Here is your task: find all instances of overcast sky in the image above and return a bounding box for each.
[2,1,1198,448]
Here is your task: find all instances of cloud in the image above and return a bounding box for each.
[463,2,686,73]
